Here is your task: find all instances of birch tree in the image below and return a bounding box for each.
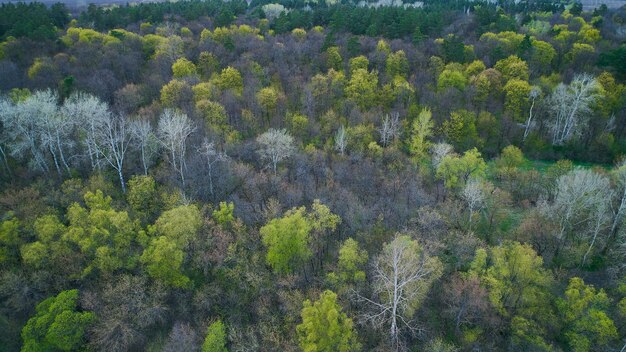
[0,95,49,172]
[358,235,442,351]
[335,125,348,156]
[546,168,612,266]
[95,114,132,192]
[548,74,601,145]
[408,108,433,161]
[130,118,158,176]
[197,139,228,198]
[256,128,295,175]
[379,112,400,147]
[157,109,195,187]
[62,93,110,171]
[462,179,486,231]
[523,86,541,141]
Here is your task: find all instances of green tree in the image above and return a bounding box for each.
[503,79,531,121]
[386,50,409,79]
[296,290,360,352]
[198,51,220,79]
[437,69,467,91]
[172,57,197,78]
[261,207,312,274]
[494,55,529,82]
[202,320,228,352]
[349,55,369,74]
[329,238,368,286]
[436,148,487,189]
[21,290,95,351]
[326,46,343,71]
[161,79,191,107]
[152,204,202,248]
[441,109,481,150]
[141,235,190,288]
[215,67,243,95]
[557,277,618,352]
[346,68,378,109]
[408,107,434,161]
[127,175,162,224]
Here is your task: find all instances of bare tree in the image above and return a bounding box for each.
[334,125,348,156]
[130,118,158,176]
[523,86,541,142]
[379,112,400,147]
[430,142,453,170]
[546,168,612,265]
[256,128,295,175]
[462,179,485,231]
[31,90,75,176]
[0,95,49,172]
[157,109,196,186]
[62,93,111,171]
[197,139,228,198]
[358,235,442,351]
[548,74,600,145]
[95,114,133,192]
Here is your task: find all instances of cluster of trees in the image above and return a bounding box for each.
[1,0,626,351]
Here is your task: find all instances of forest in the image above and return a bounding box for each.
[1,0,626,350]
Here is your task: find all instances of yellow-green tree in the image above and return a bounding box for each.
[297,290,360,352]
[408,107,434,161]
[503,79,531,121]
[436,148,487,189]
[494,55,529,82]
[202,320,228,352]
[261,207,312,274]
[557,277,618,352]
[215,66,243,95]
[172,57,197,78]
[346,69,378,109]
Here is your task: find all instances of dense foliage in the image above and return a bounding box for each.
[1,0,626,351]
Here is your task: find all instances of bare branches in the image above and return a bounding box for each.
[157,109,196,187]
[256,128,295,175]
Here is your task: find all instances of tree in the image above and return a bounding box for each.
[346,68,378,109]
[436,148,487,190]
[494,55,529,82]
[157,109,196,186]
[462,179,485,231]
[202,320,227,352]
[215,67,243,95]
[437,69,467,91]
[260,206,311,274]
[408,108,433,161]
[160,79,192,108]
[256,128,295,175]
[548,74,601,145]
[547,168,612,266]
[297,290,360,352]
[468,242,552,318]
[557,277,618,352]
[329,238,368,286]
[95,113,132,192]
[172,57,197,78]
[359,235,443,350]
[334,125,348,156]
[378,112,400,147]
[523,86,541,141]
[386,50,409,79]
[127,175,162,224]
[503,79,531,122]
[21,289,95,351]
[141,236,190,288]
[62,92,110,171]
[130,118,158,176]
[198,139,228,198]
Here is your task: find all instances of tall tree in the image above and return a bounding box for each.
[256,129,295,175]
[297,290,360,352]
[359,235,443,350]
[157,109,196,186]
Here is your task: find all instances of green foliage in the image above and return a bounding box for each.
[202,320,228,352]
[296,290,360,352]
[345,68,378,109]
[437,69,467,91]
[494,55,529,82]
[127,175,162,224]
[213,201,235,226]
[503,79,531,121]
[326,46,343,71]
[332,238,368,285]
[385,50,409,79]
[557,277,618,351]
[436,148,487,189]
[21,290,94,351]
[152,204,202,248]
[172,57,197,78]
[215,66,243,95]
[348,55,369,74]
[161,79,191,107]
[408,107,433,161]
[261,207,312,274]
[441,109,481,150]
[141,235,190,288]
